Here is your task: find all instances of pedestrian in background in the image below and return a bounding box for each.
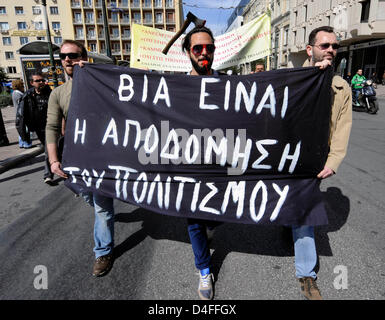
[12,79,32,149]
[18,72,53,185]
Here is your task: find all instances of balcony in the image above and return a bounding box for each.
[109,19,119,25]
[85,19,95,25]
[121,18,130,24]
[73,19,83,24]
[143,19,153,25]
[121,34,130,40]
[166,19,175,24]
[75,34,85,40]
[110,34,120,40]
[71,1,81,8]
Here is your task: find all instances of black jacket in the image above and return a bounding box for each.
[16,86,51,140]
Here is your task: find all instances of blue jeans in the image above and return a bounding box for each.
[292,225,317,279]
[82,192,115,258]
[353,89,360,104]
[187,219,222,271]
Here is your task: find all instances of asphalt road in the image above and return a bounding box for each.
[0,97,384,300]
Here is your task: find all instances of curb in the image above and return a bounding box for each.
[0,145,44,174]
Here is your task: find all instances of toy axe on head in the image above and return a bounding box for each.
[162,11,206,55]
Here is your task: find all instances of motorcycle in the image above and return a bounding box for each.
[353,79,379,114]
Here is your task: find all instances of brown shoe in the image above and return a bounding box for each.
[298,277,323,300]
[92,253,114,277]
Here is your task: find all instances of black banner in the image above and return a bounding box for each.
[63,64,332,226]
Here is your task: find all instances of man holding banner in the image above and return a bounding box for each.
[46,40,116,278]
[295,26,352,300]
[181,26,223,301]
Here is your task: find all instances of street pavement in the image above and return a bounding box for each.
[0,85,385,301]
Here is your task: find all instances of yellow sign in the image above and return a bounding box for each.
[130,13,271,71]
[11,30,46,37]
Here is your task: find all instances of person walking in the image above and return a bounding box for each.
[12,79,32,149]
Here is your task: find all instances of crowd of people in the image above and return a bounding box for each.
[1,24,357,301]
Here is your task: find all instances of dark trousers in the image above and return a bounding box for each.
[0,108,9,146]
[35,128,53,179]
[187,218,222,271]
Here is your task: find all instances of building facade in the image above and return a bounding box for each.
[70,0,183,64]
[0,0,73,80]
[288,0,385,79]
[242,0,385,78]
[0,0,183,81]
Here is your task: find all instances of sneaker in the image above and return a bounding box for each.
[298,277,322,300]
[92,253,114,277]
[44,177,54,186]
[198,273,214,300]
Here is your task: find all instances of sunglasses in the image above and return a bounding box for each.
[313,43,340,50]
[33,79,46,83]
[59,52,81,60]
[191,44,215,56]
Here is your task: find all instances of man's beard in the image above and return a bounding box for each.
[191,58,212,75]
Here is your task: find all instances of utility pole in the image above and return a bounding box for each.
[41,0,58,88]
[101,0,112,59]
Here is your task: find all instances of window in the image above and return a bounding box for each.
[166,0,173,8]
[34,21,43,30]
[5,52,14,60]
[50,6,59,15]
[84,0,93,7]
[360,0,371,22]
[111,27,119,37]
[303,27,306,43]
[154,0,162,8]
[52,22,60,30]
[37,36,45,40]
[132,0,140,7]
[156,12,163,23]
[20,37,29,45]
[89,43,97,52]
[166,12,174,23]
[88,28,95,37]
[32,6,41,15]
[122,28,130,37]
[74,12,82,22]
[18,22,27,30]
[111,12,118,22]
[2,37,11,45]
[133,12,140,23]
[15,6,24,15]
[86,11,94,22]
[144,12,152,23]
[0,22,9,31]
[54,37,62,45]
[304,5,308,21]
[144,0,151,8]
[0,7,6,14]
[76,27,84,38]
[283,27,289,46]
[7,66,17,74]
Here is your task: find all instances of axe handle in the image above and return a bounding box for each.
[162,18,192,55]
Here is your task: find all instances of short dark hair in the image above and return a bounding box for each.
[30,72,44,81]
[308,26,335,45]
[182,26,215,53]
[60,39,88,58]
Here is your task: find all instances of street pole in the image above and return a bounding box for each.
[41,0,58,88]
[101,0,112,59]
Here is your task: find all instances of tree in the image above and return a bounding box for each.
[0,67,8,83]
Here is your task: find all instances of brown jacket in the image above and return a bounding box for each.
[303,59,352,173]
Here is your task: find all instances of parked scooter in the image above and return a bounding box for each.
[352,79,379,114]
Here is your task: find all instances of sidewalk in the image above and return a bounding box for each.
[0,105,44,174]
